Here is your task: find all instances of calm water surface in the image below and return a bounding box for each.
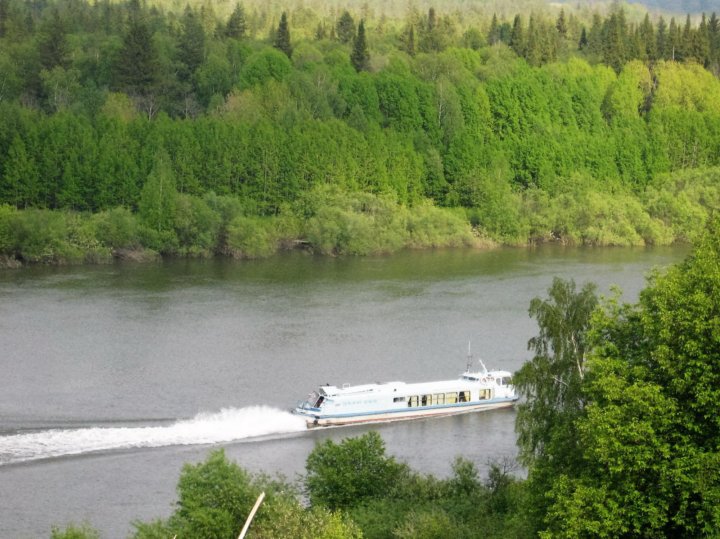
[0,246,686,538]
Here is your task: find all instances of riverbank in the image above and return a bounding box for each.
[0,168,717,269]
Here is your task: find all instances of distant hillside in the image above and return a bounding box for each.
[629,0,719,13]
[553,0,720,14]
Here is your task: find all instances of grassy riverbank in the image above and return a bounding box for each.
[1,166,717,268]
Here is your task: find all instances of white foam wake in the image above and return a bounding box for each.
[0,406,307,465]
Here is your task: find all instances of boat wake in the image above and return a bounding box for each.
[0,406,307,466]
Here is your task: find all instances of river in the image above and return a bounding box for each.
[0,246,686,538]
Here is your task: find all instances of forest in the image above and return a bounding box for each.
[1,0,720,265]
[51,218,720,537]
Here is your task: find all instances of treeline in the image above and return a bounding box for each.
[1,0,720,263]
[2,165,718,265]
[52,221,720,537]
[493,9,720,71]
[0,187,481,264]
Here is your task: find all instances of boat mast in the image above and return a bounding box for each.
[467,341,488,375]
[466,341,473,372]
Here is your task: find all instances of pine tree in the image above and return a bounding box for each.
[578,26,588,50]
[510,15,524,56]
[669,17,680,60]
[603,9,629,72]
[274,12,292,58]
[38,9,69,71]
[709,13,720,68]
[682,14,693,59]
[488,13,499,45]
[657,16,668,59]
[556,9,567,38]
[113,6,159,97]
[640,13,656,61]
[587,13,603,56]
[404,24,416,56]
[351,19,370,72]
[178,6,206,82]
[428,7,437,31]
[694,14,711,65]
[336,11,355,44]
[225,3,246,39]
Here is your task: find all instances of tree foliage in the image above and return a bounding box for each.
[514,278,598,467]
[305,431,409,511]
[538,219,720,536]
[274,12,292,59]
[0,0,719,265]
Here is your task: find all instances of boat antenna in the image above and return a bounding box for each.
[478,357,488,376]
[466,341,473,372]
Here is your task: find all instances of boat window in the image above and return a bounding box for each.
[479,389,491,400]
[434,393,445,405]
[445,392,457,404]
[314,396,325,408]
[421,395,430,406]
[393,396,406,403]
[408,396,419,407]
[459,391,470,403]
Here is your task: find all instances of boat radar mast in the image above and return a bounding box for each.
[466,342,488,375]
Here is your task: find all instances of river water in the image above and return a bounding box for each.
[0,246,686,538]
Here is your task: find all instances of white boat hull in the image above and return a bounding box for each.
[298,399,516,428]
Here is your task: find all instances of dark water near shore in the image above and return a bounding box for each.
[0,246,687,538]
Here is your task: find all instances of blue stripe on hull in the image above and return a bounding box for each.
[295,397,517,422]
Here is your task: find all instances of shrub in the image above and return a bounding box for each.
[226,215,279,258]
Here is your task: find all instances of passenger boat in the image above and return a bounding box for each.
[293,352,518,428]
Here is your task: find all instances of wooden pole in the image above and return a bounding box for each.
[238,491,265,539]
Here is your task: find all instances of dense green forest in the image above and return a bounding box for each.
[51,219,720,538]
[1,0,720,265]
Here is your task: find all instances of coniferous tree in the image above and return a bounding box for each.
[694,14,710,65]
[681,14,693,61]
[578,26,588,50]
[603,9,629,72]
[556,9,567,38]
[657,16,669,59]
[510,14,524,56]
[38,8,69,71]
[274,12,292,58]
[225,3,246,39]
[488,13,500,45]
[178,6,206,83]
[315,22,326,40]
[419,7,447,52]
[709,13,720,69]
[640,13,656,61]
[403,24,416,56]
[428,7,437,31]
[113,4,159,97]
[669,17,680,60]
[351,20,370,72]
[587,13,603,56]
[336,10,355,44]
